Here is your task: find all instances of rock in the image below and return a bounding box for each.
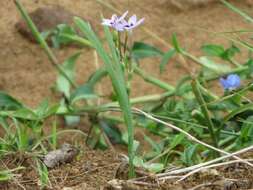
[15,6,76,43]
[43,143,79,168]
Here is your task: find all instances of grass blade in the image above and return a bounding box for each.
[74,17,135,178]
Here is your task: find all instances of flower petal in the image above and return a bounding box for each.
[102,19,113,26]
[220,74,241,90]
[118,11,128,21]
[134,17,145,27]
[111,14,118,21]
[128,15,137,25]
[114,22,125,31]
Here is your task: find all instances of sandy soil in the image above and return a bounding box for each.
[0,0,252,107]
[1,0,253,189]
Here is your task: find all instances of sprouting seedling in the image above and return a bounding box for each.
[220,74,241,91]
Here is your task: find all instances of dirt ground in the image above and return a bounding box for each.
[1,0,253,189]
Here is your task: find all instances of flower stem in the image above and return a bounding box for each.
[133,66,175,91]
[118,32,123,61]
[191,79,219,156]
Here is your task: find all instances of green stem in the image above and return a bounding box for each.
[205,65,248,81]
[181,50,249,82]
[53,91,176,116]
[155,115,239,136]
[123,33,129,56]
[107,91,175,107]
[133,66,175,91]
[88,67,108,86]
[203,135,237,156]
[229,58,241,68]
[118,32,123,61]
[14,0,77,88]
[59,34,93,48]
[191,80,219,152]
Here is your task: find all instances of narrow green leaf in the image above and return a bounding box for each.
[160,49,176,73]
[221,0,253,23]
[132,42,163,60]
[199,56,231,73]
[224,104,253,123]
[56,52,81,98]
[74,17,135,177]
[143,163,164,173]
[0,92,23,110]
[202,44,225,57]
[170,133,185,149]
[70,84,98,104]
[172,33,182,53]
[181,144,198,166]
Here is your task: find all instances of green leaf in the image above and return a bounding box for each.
[224,104,253,123]
[240,116,253,141]
[35,99,49,117]
[88,67,108,87]
[221,0,253,23]
[59,33,92,47]
[0,108,38,120]
[160,49,176,73]
[12,108,38,120]
[64,115,80,127]
[172,33,182,53]
[133,156,144,167]
[170,134,185,149]
[100,120,123,144]
[181,144,198,166]
[199,56,231,73]
[70,83,98,104]
[56,52,81,98]
[0,92,23,110]
[222,44,240,60]
[202,44,225,57]
[55,24,77,45]
[74,17,135,177]
[37,160,49,189]
[143,134,161,152]
[132,42,163,60]
[143,163,164,173]
[0,167,24,182]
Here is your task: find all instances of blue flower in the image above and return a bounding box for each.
[219,74,241,91]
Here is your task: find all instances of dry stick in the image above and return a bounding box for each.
[177,159,253,182]
[132,108,253,168]
[157,144,253,178]
[93,51,102,105]
[97,106,253,177]
[189,183,214,190]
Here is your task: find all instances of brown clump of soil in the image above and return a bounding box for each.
[1,147,253,190]
[15,6,75,42]
[0,145,120,190]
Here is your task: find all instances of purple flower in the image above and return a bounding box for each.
[220,74,241,91]
[102,11,128,31]
[101,11,144,32]
[124,15,145,31]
